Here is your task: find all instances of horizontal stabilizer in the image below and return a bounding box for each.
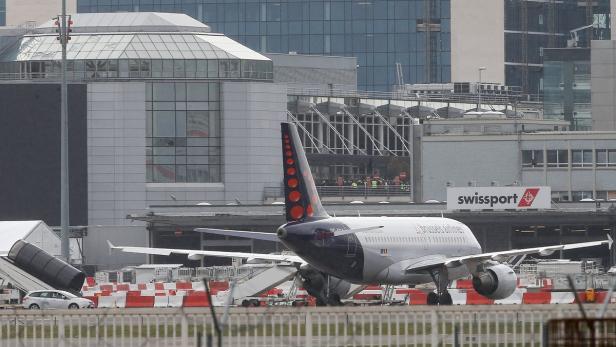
[195,228,280,242]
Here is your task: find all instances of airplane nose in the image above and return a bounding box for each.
[276,227,287,239]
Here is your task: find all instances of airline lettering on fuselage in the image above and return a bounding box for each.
[417,225,464,234]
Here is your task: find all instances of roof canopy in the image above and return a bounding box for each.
[37,12,211,34]
[0,12,269,62]
[5,33,269,61]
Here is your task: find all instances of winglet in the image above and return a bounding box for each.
[608,234,613,250]
[107,240,116,249]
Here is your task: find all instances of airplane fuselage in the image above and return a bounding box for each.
[279,216,482,285]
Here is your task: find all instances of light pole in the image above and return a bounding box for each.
[478,67,486,112]
[58,0,71,262]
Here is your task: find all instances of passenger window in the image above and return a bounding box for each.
[40,292,50,298]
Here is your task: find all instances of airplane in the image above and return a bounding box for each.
[109,122,613,305]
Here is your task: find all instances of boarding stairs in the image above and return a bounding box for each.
[231,264,297,301]
[382,285,395,303]
[0,257,54,293]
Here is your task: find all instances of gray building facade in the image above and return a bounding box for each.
[591,39,616,130]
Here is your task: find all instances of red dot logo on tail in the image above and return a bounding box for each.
[288,191,301,202]
[290,205,304,220]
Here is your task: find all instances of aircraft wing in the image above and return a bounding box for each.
[195,228,280,242]
[405,235,613,272]
[107,241,306,264]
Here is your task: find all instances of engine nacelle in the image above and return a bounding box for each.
[472,264,517,300]
[299,265,352,305]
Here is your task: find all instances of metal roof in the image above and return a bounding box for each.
[37,12,210,34]
[0,12,269,62]
[5,33,269,61]
[0,221,42,255]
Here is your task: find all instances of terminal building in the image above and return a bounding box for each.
[0,12,614,271]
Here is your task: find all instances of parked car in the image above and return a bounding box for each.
[23,290,94,309]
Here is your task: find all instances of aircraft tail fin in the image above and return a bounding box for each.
[281,122,329,222]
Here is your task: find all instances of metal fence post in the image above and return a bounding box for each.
[305,311,313,347]
[181,313,189,347]
[58,315,66,347]
[431,310,438,347]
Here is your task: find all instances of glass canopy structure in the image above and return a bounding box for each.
[0,12,273,81]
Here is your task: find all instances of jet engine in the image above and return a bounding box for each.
[472,264,517,299]
[298,265,352,306]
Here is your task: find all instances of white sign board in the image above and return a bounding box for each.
[447,186,551,210]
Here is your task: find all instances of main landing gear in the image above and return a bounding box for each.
[426,266,453,306]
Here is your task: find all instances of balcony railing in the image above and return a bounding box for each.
[264,185,411,200]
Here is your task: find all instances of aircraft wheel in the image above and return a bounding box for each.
[426,292,439,305]
[439,291,453,305]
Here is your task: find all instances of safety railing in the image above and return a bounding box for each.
[264,185,411,201]
[0,304,613,347]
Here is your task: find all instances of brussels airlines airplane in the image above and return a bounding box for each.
[109,123,612,305]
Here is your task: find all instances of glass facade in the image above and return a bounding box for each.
[0,0,5,26]
[505,0,610,95]
[146,82,222,183]
[543,48,591,130]
[77,0,452,92]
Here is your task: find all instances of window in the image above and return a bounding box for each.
[572,150,593,167]
[572,191,593,202]
[522,150,543,167]
[547,150,568,167]
[146,82,222,183]
[551,191,570,202]
[597,150,616,167]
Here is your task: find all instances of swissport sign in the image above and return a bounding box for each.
[446,186,551,211]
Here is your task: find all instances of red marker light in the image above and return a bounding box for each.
[285,145,291,150]
[285,150,293,157]
[289,191,301,202]
[286,167,296,175]
[286,158,294,165]
[287,178,298,188]
[290,205,304,220]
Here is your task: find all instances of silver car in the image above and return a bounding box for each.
[23,290,94,309]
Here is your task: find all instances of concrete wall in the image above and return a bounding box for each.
[6,0,76,26]
[450,0,505,84]
[143,81,286,206]
[591,40,616,130]
[266,53,357,90]
[421,132,616,201]
[85,82,148,269]
[421,136,518,201]
[222,81,287,204]
[613,0,616,38]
